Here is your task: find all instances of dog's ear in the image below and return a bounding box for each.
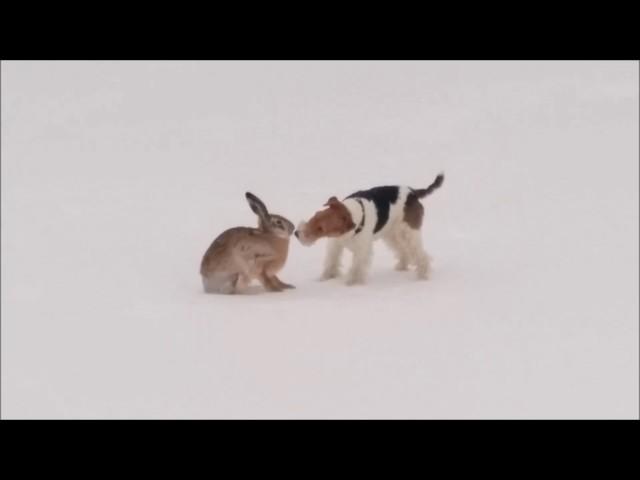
[324,196,340,208]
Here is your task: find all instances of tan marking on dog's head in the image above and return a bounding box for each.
[295,197,355,245]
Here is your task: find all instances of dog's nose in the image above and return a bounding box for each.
[294,230,299,238]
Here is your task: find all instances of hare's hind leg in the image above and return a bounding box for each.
[258,272,284,292]
[233,273,250,293]
[202,273,241,294]
[203,275,223,294]
[403,228,431,279]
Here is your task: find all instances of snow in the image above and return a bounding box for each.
[1,60,638,419]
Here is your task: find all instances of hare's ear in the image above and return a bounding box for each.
[245,192,269,221]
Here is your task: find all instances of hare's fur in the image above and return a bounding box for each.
[200,193,295,294]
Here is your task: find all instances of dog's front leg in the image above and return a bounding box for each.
[345,241,373,285]
[320,239,344,280]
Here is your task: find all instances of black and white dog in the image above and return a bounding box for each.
[295,174,444,285]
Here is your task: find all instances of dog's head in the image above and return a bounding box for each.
[294,196,356,246]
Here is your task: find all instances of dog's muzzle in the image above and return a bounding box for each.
[294,221,315,246]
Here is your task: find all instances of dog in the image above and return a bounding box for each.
[294,173,444,285]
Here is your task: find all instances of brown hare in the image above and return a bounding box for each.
[200,192,295,294]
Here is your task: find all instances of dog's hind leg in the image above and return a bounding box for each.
[404,228,431,279]
[384,233,410,271]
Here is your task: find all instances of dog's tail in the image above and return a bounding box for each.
[411,173,444,199]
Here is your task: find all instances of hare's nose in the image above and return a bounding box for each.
[294,230,300,238]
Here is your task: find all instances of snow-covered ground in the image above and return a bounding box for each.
[1,61,638,419]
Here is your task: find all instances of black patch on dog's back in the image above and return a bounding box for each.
[346,186,399,233]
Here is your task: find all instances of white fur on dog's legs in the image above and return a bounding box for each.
[321,239,344,280]
[406,230,431,279]
[384,234,410,271]
[345,242,373,285]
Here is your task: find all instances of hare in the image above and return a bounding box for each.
[200,192,295,294]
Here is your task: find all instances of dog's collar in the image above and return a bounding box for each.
[353,199,365,235]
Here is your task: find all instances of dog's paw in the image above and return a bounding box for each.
[416,269,430,280]
[319,271,340,281]
[345,275,366,286]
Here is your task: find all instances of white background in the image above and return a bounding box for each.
[1,61,638,419]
